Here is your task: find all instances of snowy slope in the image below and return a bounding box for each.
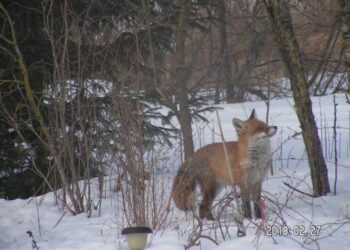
[1,94,350,250]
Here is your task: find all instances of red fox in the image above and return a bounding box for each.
[171,109,277,220]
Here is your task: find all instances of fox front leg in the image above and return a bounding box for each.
[252,183,263,219]
[240,187,252,219]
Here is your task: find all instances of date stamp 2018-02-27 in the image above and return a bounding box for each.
[265,225,321,236]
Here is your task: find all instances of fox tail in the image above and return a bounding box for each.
[171,161,196,211]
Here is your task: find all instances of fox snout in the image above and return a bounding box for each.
[267,126,277,137]
[258,125,277,139]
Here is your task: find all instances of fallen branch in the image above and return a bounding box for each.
[283,182,315,198]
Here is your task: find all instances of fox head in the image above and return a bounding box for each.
[232,109,277,141]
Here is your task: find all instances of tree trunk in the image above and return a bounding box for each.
[338,0,350,93]
[175,0,194,160]
[236,0,265,102]
[263,0,330,196]
[218,1,235,103]
[220,0,265,103]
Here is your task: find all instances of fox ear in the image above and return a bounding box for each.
[248,109,257,120]
[233,118,245,134]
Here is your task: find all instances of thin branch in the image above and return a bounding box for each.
[283,182,315,198]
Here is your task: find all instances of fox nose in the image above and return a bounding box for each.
[273,126,277,130]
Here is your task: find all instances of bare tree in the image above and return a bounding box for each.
[263,0,330,196]
[174,0,195,160]
[338,0,350,99]
[0,1,91,214]
[217,1,235,103]
[154,1,214,160]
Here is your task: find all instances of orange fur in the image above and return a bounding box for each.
[171,109,277,219]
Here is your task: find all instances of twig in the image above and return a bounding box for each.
[215,110,245,236]
[283,182,315,198]
[34,196,42,238]
[53,208,69,228]
[185,211,219,249]
[26,231,39,250]
[333,95,338,195]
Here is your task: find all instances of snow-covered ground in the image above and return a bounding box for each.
[1,94,350,250]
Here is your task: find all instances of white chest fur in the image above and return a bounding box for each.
[240,138,272,185]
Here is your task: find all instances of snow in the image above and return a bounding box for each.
[1,94,350,250]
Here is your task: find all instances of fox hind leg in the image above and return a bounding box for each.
[198,177,217,220]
